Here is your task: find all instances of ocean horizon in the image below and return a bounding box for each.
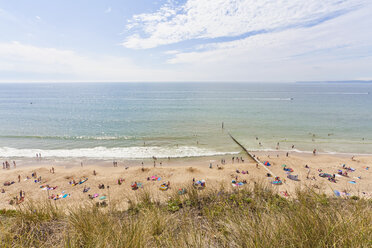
[1,82,371,159]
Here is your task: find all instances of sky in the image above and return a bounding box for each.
[0,0,371,82]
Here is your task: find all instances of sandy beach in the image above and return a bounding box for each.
[1,151,371,210]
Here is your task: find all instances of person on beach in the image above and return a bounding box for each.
[13,161,16,168]
[313,149,316,156]
[286,152,289,157]
[18,175,21,183]
[93,170,96,176]
[52,167,55,174]
[2,162,5,169]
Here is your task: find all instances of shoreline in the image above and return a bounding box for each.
[2,149,372,169]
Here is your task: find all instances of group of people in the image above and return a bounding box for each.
[232,157,244,163]
[2,161,16,169]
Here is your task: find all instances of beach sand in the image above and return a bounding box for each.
[0,152,371,210]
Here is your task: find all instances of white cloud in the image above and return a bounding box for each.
[163,3,372,81]
[35,15,41,20]
[123,0,364,49]
[0,42,174,82]
[105,7,112,14]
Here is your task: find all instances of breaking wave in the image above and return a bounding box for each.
[0,146,239,159]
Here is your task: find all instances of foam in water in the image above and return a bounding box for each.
[0,146,239,159]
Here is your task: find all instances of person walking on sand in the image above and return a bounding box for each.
[313,149,316,156]
[93,170,96,176]
[18,175,21,182]
[13,161,16,168]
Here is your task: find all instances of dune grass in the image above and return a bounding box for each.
[0,184,371,247]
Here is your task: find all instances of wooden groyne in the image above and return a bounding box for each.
[228,132,277,177]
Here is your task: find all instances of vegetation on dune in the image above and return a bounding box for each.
[0,184,371,248]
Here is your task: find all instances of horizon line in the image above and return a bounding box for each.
[0,80,371,84]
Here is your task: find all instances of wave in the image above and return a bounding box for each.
[116,98,293,101]
[0,135,135,141]
[0,146,239,159]
[250,148,372,156]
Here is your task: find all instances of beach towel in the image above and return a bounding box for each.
[280,191,289,197]
[334,190,341,197]
[319,173,332,178]
[99,196,106,200]
[284,167,294,172]
[77,178,88,185]
[287,174,299,181]
[178,188,187,195]
[348,181,356,184]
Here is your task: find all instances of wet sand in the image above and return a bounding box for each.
[0,151,371,210]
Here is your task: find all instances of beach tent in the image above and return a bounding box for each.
[159,183,168,191]
[194,179,206,188]
[264,161,271,166]
[271,180,282,185]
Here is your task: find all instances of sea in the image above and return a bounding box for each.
[0,82,371,159]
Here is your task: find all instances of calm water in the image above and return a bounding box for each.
[0,82,371,158]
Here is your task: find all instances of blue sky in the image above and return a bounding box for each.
[0,0,371,82]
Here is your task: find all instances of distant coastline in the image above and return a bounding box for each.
[297,80,372,84]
